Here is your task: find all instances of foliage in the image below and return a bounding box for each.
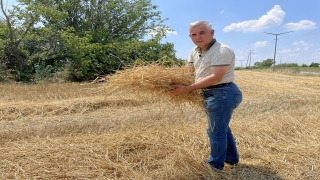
[0,0,40,72]
[309,62,320,67]
[253,58,273,68]
[0,0,178,82]
[0,21,7,58]
[276,63,299,68]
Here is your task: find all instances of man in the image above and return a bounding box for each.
[169,20,242,170]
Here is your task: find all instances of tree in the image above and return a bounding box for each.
[22,0,170,44]
[254,58,273,68]
[1,0,177,82]
[309,62,320,67]
[0,0,39,72]
[260,58,273,68]
[253,61,261,68]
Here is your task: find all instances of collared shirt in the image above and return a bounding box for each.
[187,39,235,83]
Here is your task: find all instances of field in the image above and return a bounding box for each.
[0,69,319,180]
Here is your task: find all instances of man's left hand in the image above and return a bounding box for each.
[169,84,191,95]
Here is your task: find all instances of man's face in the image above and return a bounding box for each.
[189,25,214,50]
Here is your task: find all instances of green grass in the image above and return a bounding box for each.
[291,66,320,72]
[235,66,320,74]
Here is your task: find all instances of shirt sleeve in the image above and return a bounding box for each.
[211,47,234,66]
[187,48,196,63]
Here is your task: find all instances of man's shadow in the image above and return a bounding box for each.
[224,163,284,180]
[173,163,284,180]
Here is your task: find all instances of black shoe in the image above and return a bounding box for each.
[225,160,238,165]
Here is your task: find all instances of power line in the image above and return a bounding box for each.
[264,31,294,71]
[281,28,319,47]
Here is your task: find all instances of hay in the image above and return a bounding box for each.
[1,70,320,179]
[106,62,203,107]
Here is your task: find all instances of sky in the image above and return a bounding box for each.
[4,0,320,67]
[151,0,320,67]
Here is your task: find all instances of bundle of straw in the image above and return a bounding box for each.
[106,62,203,107]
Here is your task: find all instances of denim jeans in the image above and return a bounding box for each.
[201,82,242,170]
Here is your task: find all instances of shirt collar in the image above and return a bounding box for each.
[195,38,216,53]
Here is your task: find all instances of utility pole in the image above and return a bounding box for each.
[277,56,285,64]
[264,31,294,72]
[245,54,249,69]
[246,50,255,68]
[238,60,246,68]
[277,56,285,68]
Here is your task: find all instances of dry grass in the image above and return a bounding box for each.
[0,65,319,180]
[106,62,203,107]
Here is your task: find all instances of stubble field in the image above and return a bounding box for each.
[0,69,319,180]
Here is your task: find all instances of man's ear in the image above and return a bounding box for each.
[211,29,215,36]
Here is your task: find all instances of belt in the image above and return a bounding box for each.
[202,82,232,91]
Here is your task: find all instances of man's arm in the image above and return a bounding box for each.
[169,65,229,95]
[185,62,195,73]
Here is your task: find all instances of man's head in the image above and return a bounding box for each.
[189,20,214,51]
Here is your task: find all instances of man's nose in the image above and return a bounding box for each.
[195,34,201,40]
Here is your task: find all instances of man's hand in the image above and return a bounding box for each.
[169,84,192,95]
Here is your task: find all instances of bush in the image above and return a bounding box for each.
[15,71,32,82]
[310,62,320,67]
[276,63,299,68]
[33,64,55,83]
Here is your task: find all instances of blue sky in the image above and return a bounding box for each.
[151,0,320,67]
[4,0,320,67]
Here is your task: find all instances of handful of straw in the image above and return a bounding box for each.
[106,62,203,107]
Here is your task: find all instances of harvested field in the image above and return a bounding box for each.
[0,67,319,180]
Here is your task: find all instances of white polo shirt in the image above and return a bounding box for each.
[187,39,235,84]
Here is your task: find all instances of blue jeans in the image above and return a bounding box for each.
[201,82,242,170]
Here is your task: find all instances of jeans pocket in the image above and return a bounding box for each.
[234,92,242,108]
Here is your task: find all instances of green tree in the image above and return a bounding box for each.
[309,62,320,67]
[23,0,170,44]
[0,0,39,72]
[253,61,261,68]
[260,58,273,68]
[254,58,273,68]
[1,0,178,82]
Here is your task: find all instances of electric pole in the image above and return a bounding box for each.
[238,60,246,68]
[264,31,294,72]
[277,56,285,64]
[245,54,249,69]
[246,50,255,68]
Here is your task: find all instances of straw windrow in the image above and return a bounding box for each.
[106,62,203,107]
